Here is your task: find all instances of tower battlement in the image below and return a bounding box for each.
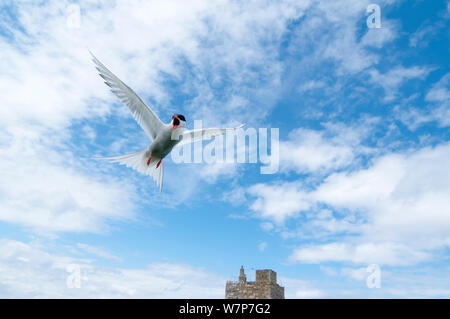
[225,266,284,299]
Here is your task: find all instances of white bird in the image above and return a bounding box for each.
[91,53,245,191]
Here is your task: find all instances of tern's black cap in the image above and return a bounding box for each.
[175,114,186,121]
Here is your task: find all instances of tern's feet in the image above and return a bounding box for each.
[156,159,162,168]
[147,156,151,166]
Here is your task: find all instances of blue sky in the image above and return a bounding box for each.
[0,0,449,298]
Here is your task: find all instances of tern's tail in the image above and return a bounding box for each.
[94,150,164,192]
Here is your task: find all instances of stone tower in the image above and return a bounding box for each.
[225,266,285,299]
[239,265,246,283]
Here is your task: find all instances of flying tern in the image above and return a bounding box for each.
[91,53,244,191]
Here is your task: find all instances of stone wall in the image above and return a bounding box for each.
[225,268,284,299]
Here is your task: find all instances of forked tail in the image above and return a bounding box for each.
[94,150,164,192]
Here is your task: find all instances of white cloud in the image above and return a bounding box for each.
[290,242,429,266]
[285,266,450,298]
[247,120,381,224]
[318,0,380,73]
[279,119,378,175]
[340,267,368,281]
[369,66,432,102]
[0,0,320,231]
[319,265,338,276]
[258,242,268,252]
[260,222,274,232]
[425,73,450,128]
[76,243,122,262]
[313,143,450,242]
[2,240,448,298]
[247,182,310,224]
[394,105,435,131]
[361,20,398,48]
[298,80,326,92]
[426,73,450,102]
[249,142,450,265]
[309,143,450,265]
[222,186,247,207]
[280,129,354,174]
[0,0,409,214]
[409,23,441,48]
[280,276,326,298]
[395,73,450,130]
[0,238,225,298]
[199,162,240,184]
[294,289,325,298]
[0,129,137,233]
[303,1,396,75]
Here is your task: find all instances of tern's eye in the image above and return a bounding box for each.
[173,118,180,126]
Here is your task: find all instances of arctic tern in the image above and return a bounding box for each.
[91,53,244,191]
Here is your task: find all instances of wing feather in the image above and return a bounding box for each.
[91,52,164,140]
[175,124,245,146]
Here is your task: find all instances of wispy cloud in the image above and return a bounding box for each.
[248,142,450,266]
[279,118,378,175]
[258,242,268,252]
[0,238,225,298]
[369,66,432,102]
[76,243,122,262]
[395,72,450,130]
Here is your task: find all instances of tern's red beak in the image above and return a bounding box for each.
[172,116,180,130]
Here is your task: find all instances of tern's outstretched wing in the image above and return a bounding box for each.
[91,52,164,141]
[174,124,245,146]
